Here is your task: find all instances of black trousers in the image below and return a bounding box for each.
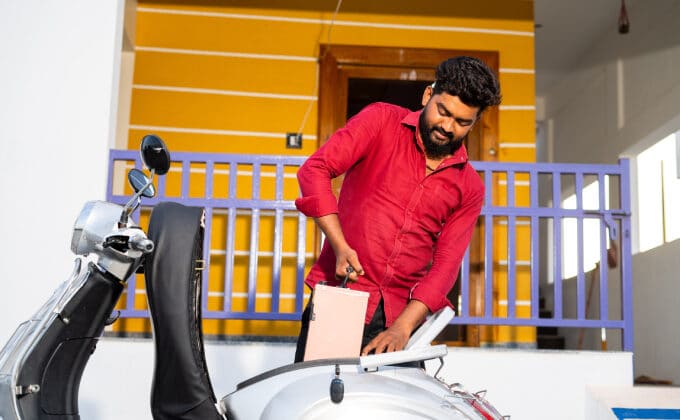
[294,297,386,363]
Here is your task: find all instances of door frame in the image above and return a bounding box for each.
[317,44,499,161]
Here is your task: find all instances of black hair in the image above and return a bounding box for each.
[433,56,502,113]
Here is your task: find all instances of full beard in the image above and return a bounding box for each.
[419,112,464,159]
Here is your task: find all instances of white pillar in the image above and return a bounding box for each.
[0,0,125,343]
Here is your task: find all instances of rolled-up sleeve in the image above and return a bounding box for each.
[294,171,339,217]
[295,103,386,217]
[410,174,484,313]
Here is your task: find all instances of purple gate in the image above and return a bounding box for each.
[451,160,632,351]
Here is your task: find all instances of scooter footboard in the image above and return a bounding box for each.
[145,202,221,420]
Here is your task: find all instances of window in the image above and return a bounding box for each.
[636,132,680,252]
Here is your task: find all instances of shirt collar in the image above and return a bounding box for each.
[401,109,470,166]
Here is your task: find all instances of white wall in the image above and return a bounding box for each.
[0,0,125,344]
[80,339,632,420]
[546,1,680,165]
[632,240,680,385]
[543,1,680,384]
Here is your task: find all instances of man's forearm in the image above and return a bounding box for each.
[314,214,349,255]
[315,214,364,279]
[390,300,430,337]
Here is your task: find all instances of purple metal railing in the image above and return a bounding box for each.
[107,151,633,350]
[450,160,633,351]
[107,150,309,321]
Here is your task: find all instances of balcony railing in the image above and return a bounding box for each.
[107,150,632,351]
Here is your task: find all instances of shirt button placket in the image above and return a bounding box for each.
[383,185,424,283]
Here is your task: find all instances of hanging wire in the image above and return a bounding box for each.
[296,0,343,137]
[618,0,630,34]
[320,0,344,61]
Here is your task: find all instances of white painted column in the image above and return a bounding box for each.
[0,0,126,343]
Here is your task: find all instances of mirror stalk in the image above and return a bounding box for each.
[119,169,156,227]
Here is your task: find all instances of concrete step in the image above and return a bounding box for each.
[586,385,680,419]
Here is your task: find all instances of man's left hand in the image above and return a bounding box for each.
[360,300,430,356]
[361,324,410,355]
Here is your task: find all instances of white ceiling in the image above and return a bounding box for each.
[534,0,634,97]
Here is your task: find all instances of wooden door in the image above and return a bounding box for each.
[317,45,499,346]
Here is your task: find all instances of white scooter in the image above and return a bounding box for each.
[0,136,507,420]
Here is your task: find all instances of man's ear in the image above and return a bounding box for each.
[421,85,433,107]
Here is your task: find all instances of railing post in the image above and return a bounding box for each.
[619,158,634,351]
[529,169,540,320]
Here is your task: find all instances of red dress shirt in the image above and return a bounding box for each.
[295,102,484,327]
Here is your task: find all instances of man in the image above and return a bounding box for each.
[294,56,501,362]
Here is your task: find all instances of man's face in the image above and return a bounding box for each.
[419,87,480,159]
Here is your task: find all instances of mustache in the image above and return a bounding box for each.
[433,127,454,140]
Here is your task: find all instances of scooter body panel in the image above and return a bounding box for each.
[222,361,484,420]
[0,260,89,420]
[0,260,124,420]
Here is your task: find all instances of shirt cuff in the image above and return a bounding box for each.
[409,283,453,313]
[295,194,338,218]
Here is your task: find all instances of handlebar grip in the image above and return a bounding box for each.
[129,237,154,253]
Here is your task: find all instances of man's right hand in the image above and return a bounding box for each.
[335,247,364,281]
[313,214,365,282]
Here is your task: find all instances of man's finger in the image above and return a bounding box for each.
[347,256,364,277]
[344,265,362,281]
[361,335,382,355]
[376,342,390,354]
[336,262,352,278]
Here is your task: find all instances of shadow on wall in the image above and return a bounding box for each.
[541,264,624,352]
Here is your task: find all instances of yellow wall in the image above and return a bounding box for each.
[122,0,536,346]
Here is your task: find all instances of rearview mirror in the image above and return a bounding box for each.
[127,168,156,198]
[140,134,170,175]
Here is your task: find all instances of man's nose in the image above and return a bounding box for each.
[441,118,455,134]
